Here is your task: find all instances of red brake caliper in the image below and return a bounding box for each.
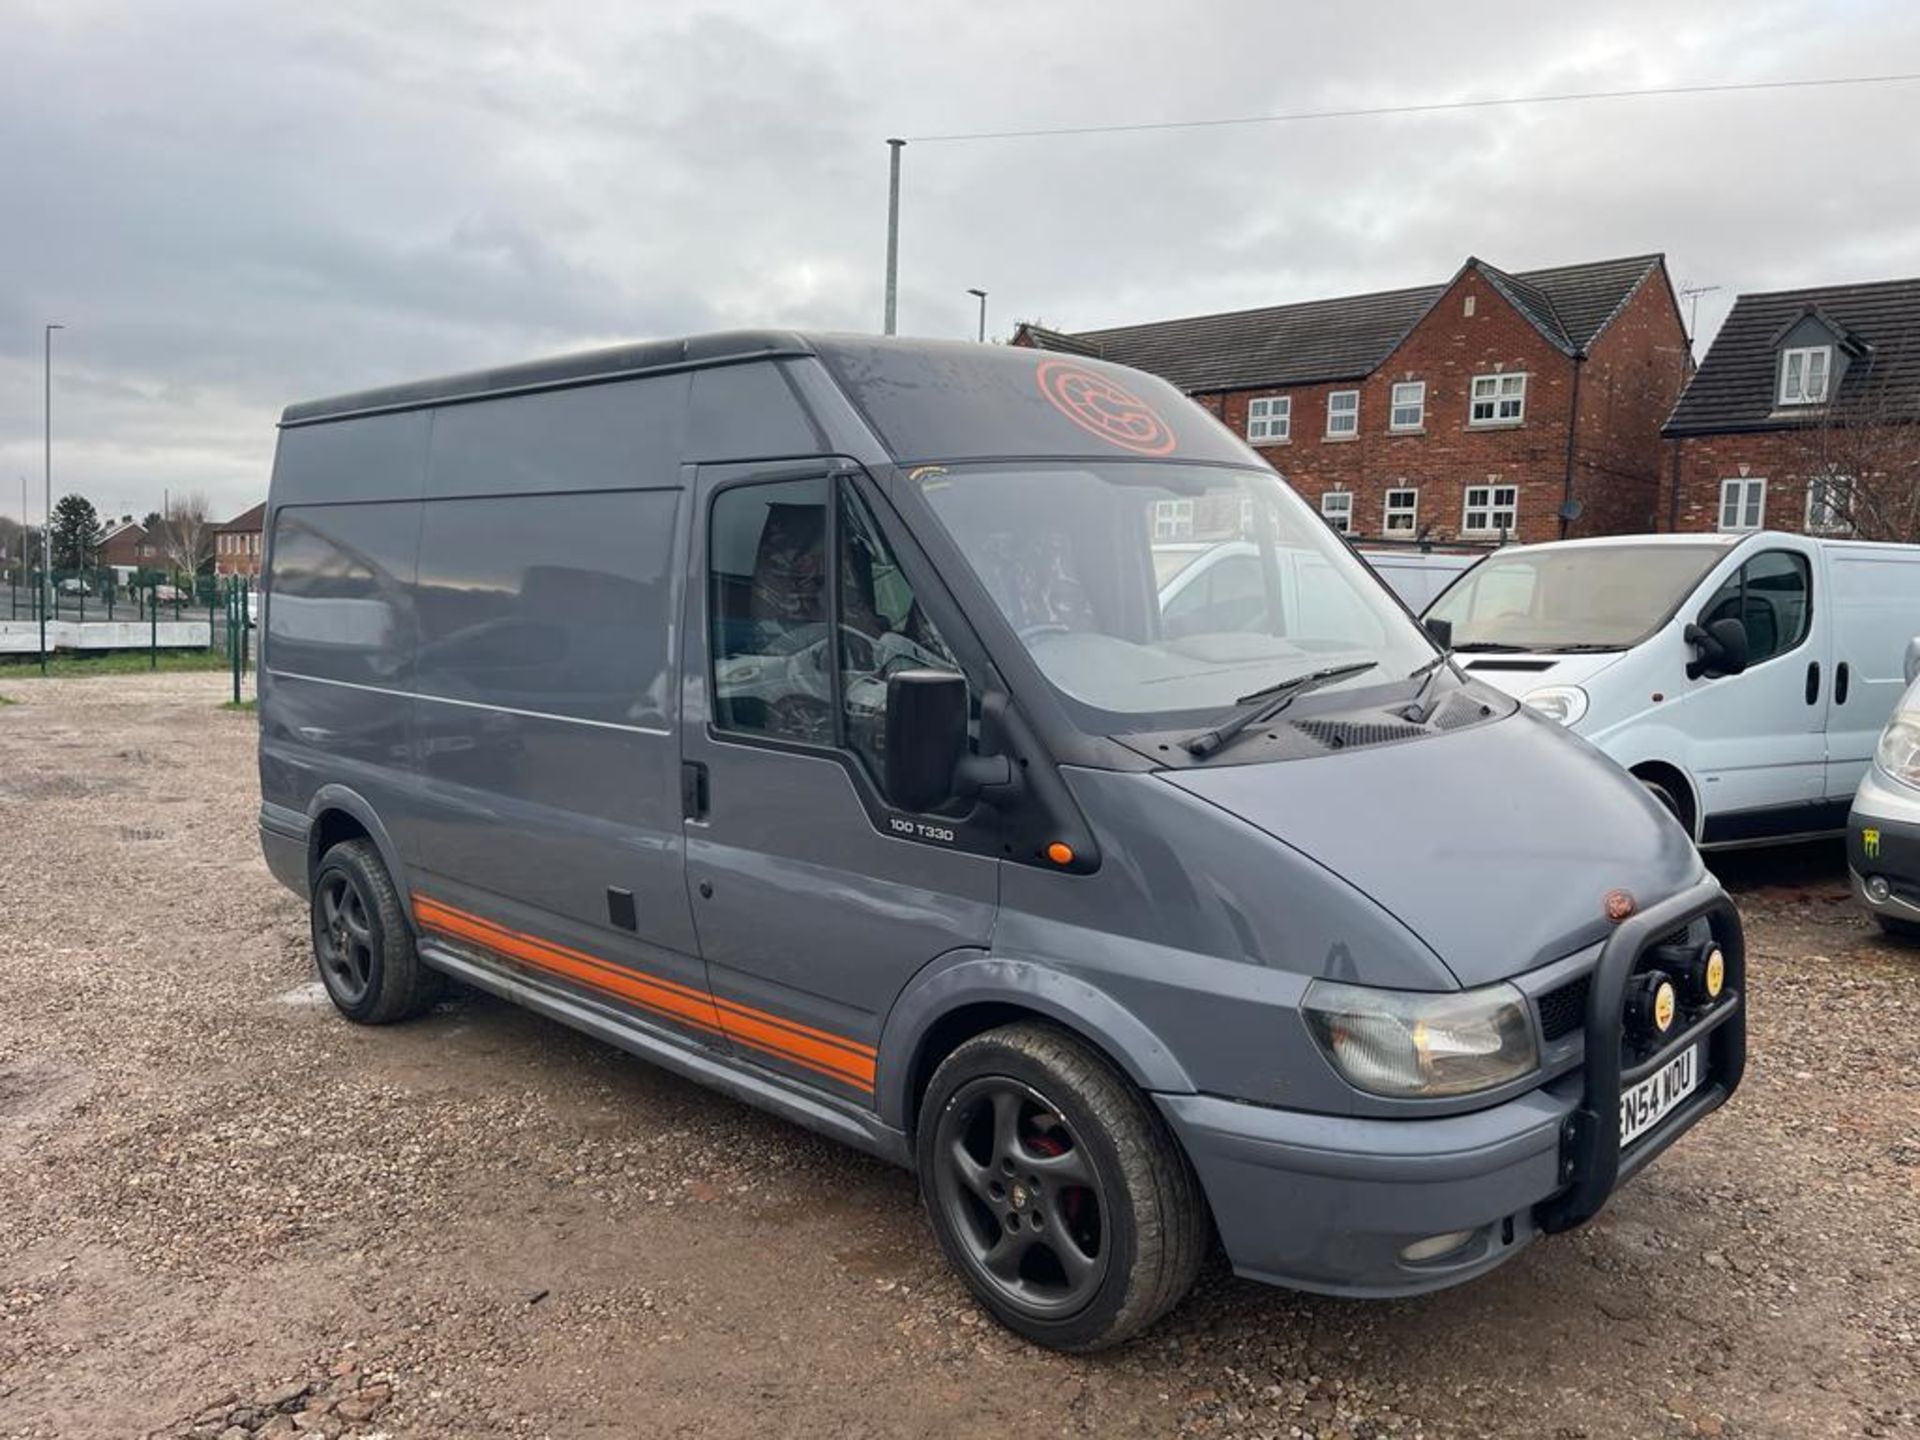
[1026,1123,1085,1227]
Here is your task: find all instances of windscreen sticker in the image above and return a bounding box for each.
[1035,359,1177,455]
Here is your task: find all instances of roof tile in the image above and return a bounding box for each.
[1665,277,1920,435]
[1019,254,1662,390]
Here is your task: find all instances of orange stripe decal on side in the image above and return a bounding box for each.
[412,895,876,1090]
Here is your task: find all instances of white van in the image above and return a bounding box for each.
[1424,531,1920,846]
[1156,540,1481,618]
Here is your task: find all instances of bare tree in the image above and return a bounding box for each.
[160,490,216,578]
[1793,336,1920,542]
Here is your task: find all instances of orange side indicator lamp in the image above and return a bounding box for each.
[1046,842,1076,867]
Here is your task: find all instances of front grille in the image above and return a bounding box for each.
[1538,973,1592,1041]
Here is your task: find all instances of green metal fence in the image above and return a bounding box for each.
[3,568,254,685]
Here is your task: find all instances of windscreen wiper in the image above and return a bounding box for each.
[1447,641,1530,653]
[1182,661,1378,760]
[1398,653,1451,724]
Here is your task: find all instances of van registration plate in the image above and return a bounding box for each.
[1619,1045,1700,1149]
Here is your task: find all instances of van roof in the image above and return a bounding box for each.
[1491,531,1920,557]
[281,330,816,426]
[278,331,1258,468]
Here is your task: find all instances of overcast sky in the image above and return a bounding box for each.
[4,0,1918,523]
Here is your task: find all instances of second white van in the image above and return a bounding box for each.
[1424,531,1920,846]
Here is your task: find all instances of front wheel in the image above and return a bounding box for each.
[916,1022,1206,1351]
[1874,912,1920,941]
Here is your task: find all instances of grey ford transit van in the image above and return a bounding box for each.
[258,334,1746,1350]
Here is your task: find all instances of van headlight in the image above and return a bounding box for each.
[1522,685,1588,726]
[1875,710,1920,789]
[1302,980,1539,1098]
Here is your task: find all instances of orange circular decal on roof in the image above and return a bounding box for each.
[1034,359,1176,455]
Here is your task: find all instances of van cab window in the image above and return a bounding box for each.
[709,478,960,763]
[1698,550,1811,665]
[837,486,960,780]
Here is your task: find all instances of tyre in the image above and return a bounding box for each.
[1638,775,1688,832]
[916,1022,1206,1351]
[1874,913,1920,941]
[310,839,442,1024]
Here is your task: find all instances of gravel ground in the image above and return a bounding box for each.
[1,672,1916,1440]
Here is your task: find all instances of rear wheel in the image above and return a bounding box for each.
[916,1022,1206,1351]
[310,839,441,1024]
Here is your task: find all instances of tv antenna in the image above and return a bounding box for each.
[1679,283,1722,344]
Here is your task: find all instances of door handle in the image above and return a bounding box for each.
[1805,661,1821,706]
[681,761,710,820]
[1836,662,1850,705]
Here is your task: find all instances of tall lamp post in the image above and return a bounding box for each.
[42,323,63,673]
[966,287,988,343]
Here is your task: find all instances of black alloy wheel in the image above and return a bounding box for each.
[930,1077,1109,1318]
[314,868,376,1008]
[916,1022,1206,1351]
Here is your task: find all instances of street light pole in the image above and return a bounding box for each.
[883,138,905,335]
[966,288,988,343]
[43,323,63,672]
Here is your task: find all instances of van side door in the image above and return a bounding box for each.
[1820,546,1920,804]
[1682,540,1830,841]
[391,381,715,1049]
[679,461,998,1104]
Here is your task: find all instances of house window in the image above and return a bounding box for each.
[1326,390,1359,438]
[1463,484,1517,535]
[1779,346,1832,406]
[1384,488,1418,533]
[1153,499,1195,540]
[1247,395,1290,443]
[1389,382,1425,432]
[1805,472,1853,534]
[1469,373,1527,425]
[1320,491,1353,533]
[1718,477,1767,533]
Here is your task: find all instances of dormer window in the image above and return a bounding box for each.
[1779,345,1832,406]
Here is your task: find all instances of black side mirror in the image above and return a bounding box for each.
[1685,617,1750,680]
[1423,616,1453,651]
[884,669,968,812]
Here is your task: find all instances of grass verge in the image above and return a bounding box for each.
[0,649,230,679]
[221,698,258,713]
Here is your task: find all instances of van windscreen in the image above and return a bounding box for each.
[915,460,1436,726]
[1426,544,1728,652]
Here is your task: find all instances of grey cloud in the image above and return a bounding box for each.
[3,0,1918,521]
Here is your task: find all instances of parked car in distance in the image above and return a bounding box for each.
[1424,531,1920,847]
[1360,546,1486,610]
[259,334,1745,1350]
[57,576,86,595]
[1847,639,1920,935]
[152,583,188,603]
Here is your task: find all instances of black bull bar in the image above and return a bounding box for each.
[1535,877,1747,1234]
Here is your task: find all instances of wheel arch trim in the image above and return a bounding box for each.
[305,785,411,908]
[877,951,1196,1133]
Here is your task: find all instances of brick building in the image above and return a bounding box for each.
[1013,254,1692,545]
[1661,277,1920,539]
[97,517,163,573]
[213,501,266,577]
